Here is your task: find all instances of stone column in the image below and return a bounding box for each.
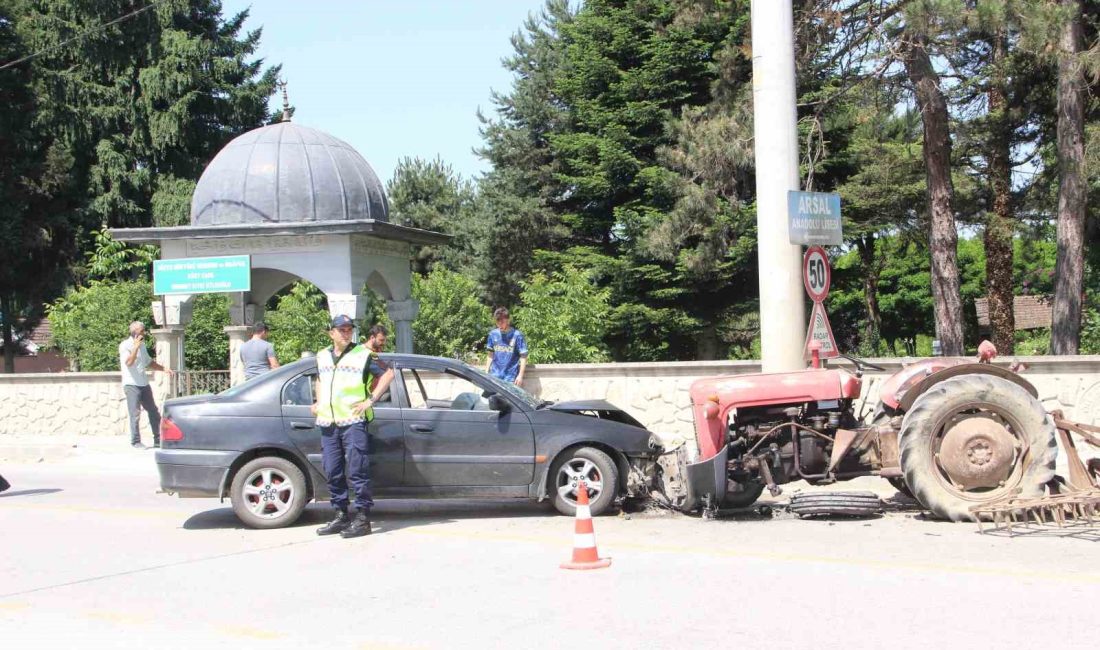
[151,327,185,402]
[225,325,251,387]
[386,299,419,354]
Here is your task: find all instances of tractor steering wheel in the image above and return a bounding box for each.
[838,353,886,373]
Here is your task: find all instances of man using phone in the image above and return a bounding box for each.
[119,321,173,449]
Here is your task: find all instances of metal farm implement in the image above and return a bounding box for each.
[970,414,1100,534]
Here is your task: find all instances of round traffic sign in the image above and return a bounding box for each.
[803,246,830,302]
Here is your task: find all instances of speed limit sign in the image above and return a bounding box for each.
[803,246,830,302]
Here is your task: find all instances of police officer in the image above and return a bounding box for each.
[312,316,394,538]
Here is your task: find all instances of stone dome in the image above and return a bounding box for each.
[190,122,389,226]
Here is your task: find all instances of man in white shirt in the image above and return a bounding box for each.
[119,321,173,449]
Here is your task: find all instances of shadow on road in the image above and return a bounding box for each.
[0,488,63,499]
[182,499,554,533]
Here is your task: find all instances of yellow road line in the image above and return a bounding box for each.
[215,625,283,640]
[406,527,1100,585]
[0,601,30,611]
[0,503,183,519]
[84,610,151,626]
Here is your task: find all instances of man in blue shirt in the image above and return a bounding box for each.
[485,307,528,385]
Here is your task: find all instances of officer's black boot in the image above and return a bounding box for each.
[340,511,372,538]
[316,509,350,536]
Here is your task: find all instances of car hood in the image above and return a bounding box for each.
[543,399,647,430]
[546,399,622,412]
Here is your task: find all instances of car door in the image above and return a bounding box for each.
[397,363,535,487]
[280,369,404,488]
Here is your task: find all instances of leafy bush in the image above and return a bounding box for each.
[411,269,490,359]
[48,281,153,371]
[1014,328,1051,356]
[184,294,230,370]
[264,282,333,363]
[1081,307,1100,355]
[514,269,610,364]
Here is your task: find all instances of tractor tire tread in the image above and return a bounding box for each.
[898,374,1056,522]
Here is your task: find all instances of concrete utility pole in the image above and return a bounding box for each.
[751,0,805,372]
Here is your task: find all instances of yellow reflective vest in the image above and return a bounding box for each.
[315,344,376,426]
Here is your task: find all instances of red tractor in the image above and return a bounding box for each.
[664,344,1070,521]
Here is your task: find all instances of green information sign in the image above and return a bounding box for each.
[153,255,251,295]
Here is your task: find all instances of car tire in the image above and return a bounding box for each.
[550,446,619,517]
[230,456,309,529]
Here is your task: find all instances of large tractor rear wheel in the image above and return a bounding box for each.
[899,374,1056,522]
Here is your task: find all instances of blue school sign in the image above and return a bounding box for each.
[787,191,842,245]
[153,255,251,295]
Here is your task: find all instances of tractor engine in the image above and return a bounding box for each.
[726,399,862,488]
[678,367,871,509]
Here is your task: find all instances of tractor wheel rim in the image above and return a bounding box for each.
[928,402,1027,501]
[242,467,295,519]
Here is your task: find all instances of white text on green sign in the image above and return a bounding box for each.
[153,255,251,295]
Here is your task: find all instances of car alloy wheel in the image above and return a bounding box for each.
[556,458,605,505]
[241,467,296,520]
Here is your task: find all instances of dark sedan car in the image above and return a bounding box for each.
[156,354,663,528]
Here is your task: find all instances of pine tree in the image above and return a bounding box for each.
[387,156,479,275]
[0,0,86,372]
[18,0,280,228]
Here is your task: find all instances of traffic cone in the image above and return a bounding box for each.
[560,480,611,570]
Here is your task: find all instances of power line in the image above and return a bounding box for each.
[0,0,174,72]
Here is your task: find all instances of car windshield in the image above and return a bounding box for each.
[462,363,540,409]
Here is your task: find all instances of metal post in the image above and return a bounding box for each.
[751,0,806,372]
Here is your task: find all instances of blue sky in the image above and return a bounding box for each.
[220,0,551,185]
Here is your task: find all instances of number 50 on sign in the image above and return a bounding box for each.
[802,246,830,302]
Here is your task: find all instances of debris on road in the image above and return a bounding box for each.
[787,491,883,519]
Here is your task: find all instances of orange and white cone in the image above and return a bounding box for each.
[560,480,611,570]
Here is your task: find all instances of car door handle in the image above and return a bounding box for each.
[409,424,434,433]
[290,421,314,430]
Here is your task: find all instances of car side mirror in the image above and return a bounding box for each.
[488,394,510,413]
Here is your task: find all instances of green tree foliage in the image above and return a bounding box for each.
[479,0,756,360]
[410,269,491,360]
[387,157,480,275]
[47,280,153,371]
[184,293,229,370]
[474,0,574,306]
[16,0,280,227]
[514,269,610,363]
[83,230,158,282]
[0,1,86,372]
[264,282,332,363]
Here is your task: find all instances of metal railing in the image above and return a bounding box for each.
[174,370,232,397]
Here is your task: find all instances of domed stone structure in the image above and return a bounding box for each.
[112,116,448,379]
[190,122,389,226]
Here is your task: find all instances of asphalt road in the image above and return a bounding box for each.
[1,449,1098,650]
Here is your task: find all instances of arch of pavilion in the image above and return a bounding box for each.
[112,120,448,385]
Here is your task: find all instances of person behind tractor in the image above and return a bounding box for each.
[311,317,394,539]
[485,307,528,386]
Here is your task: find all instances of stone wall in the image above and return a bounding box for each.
[3,357,1100,447]
[0,372,170,438]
